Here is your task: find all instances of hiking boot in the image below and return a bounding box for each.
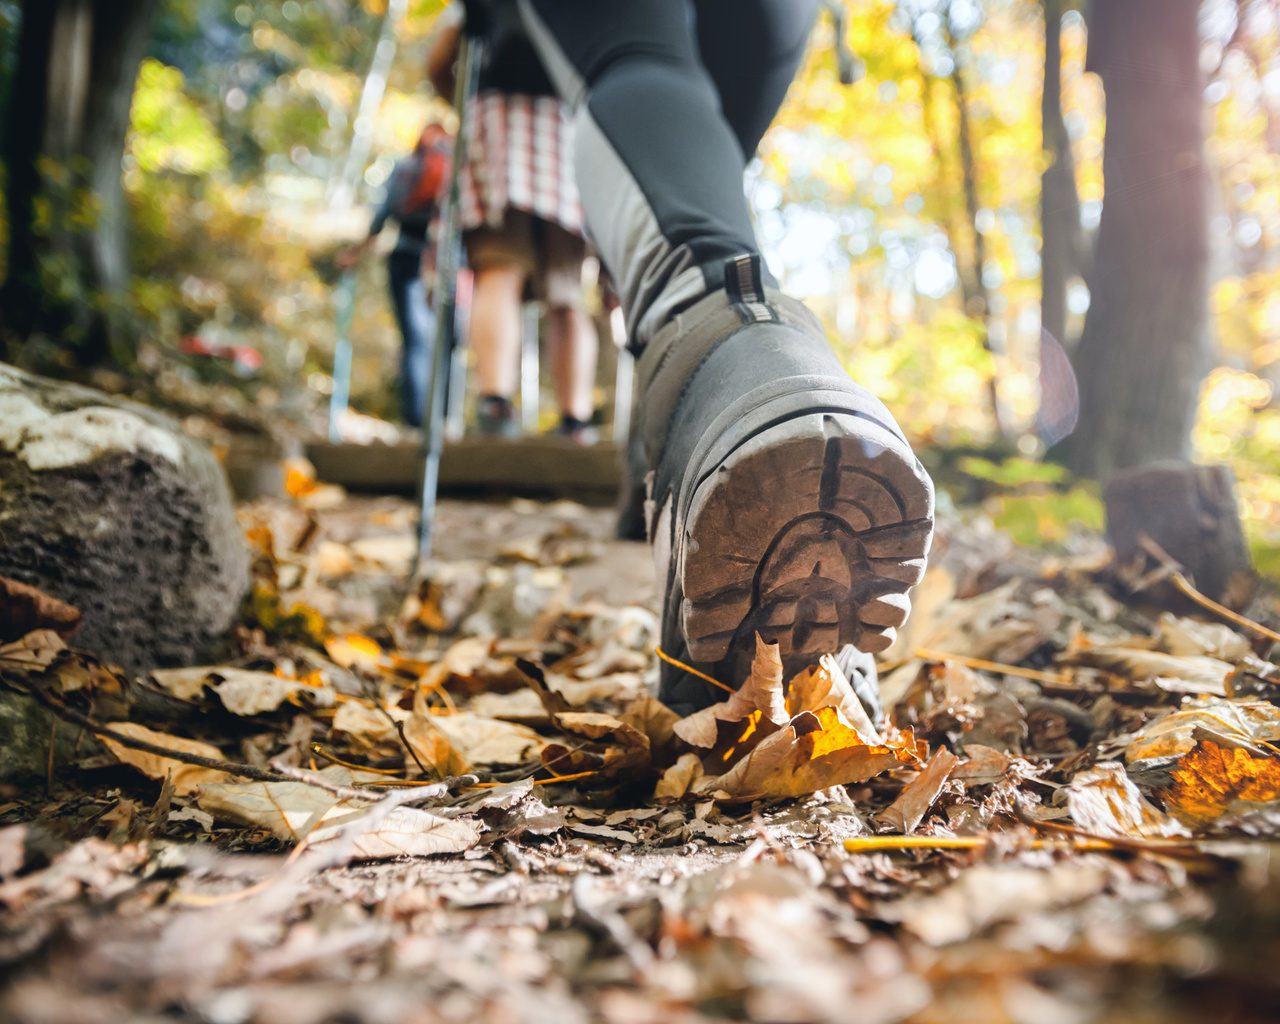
[644,255,934,716]
[474,395,520,439]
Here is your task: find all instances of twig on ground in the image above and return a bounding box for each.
[18,683,293,784]
[268,758,477,803]
[1134,533,1280,644]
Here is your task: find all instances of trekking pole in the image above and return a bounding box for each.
[415,30,483,569]
[328,270,357,442]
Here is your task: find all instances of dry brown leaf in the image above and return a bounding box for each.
[213,669,335,715]
[467,688,550,725]
[307,805,480,859]
[426,710,547,765]
[700,706,917,800]
[197,767,364,841]
[403,692,470,777]
[786,654,881,745]
[1125,699,1280,761]
[878,746,960,833]
[1059,645,1232,690]
[1063,763,1189,839]
[655,753,705,800]
[673,634,788,749]
[0,629,67,671]
[330,700,410,740]
[1158,740,1280,829]
[0,576,81,641]
[1154,614,1251,661]
[150,666,335,713]
[952,744,1016,786]
[100,723,228,795]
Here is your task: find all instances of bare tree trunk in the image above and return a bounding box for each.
[1,0,160,361]
[1064,0,1209,480]
[1039,0,1082,349]
[949,54,1011,438]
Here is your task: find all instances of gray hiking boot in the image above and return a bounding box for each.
[643,255,934,717]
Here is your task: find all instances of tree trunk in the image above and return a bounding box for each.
[1065,0,1209,480]
[1039,0,1082,349]
[0,0,160,361]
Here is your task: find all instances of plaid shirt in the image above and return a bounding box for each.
[459,90,584,238]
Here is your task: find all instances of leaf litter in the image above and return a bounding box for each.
[3,492,1280,1021]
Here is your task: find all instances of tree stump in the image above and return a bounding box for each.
[1104,462,1254,607]
[0,363,248,672]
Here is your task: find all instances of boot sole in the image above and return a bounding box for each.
[677,398,933,670]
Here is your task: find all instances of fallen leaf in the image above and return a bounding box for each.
[0,576,81,641]
[1059,645,1232,690]
[426,710,547,765]
[786,654,881,745]
[878,746,960,833]
[196,766,360,841]
[1158,739,1280,830]
[213,669,335,715]
[402,695,470,777]
[673,634,789,749]
[701,706,917,800]
[0,629,67,671]
[1063,763,1189,839]
[99,723,229,795]
[307,805,480,859]
[655,753,705,800]
[324,633,384,671]
[1125,699,1280,761]
[1153,613,1251,661]
[330,700,410,739]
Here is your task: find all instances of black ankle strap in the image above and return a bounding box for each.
[724,253,780,324]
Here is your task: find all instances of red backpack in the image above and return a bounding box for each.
[399,124,453,215]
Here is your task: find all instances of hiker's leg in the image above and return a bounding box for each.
[468,262,524,400]
[387,251,432,427]
[465,211,538,433]
[541,221,597,429]
[517,0,763,344]
[692,0,818,160]
[519,0,933,715]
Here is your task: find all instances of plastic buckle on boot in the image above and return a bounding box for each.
[724,253,779,325]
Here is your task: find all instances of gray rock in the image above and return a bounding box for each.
[0,363,248,672]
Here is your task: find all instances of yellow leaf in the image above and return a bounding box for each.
[1159,740,1280,829]
[672,634,788,749]
[703,706,916,801]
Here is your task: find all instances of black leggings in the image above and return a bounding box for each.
[517,0,818,345]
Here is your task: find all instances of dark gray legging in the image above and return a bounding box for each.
[515,0,818,347]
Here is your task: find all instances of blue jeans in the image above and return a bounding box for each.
[387,251,434,427]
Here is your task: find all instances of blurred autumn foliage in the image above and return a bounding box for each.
[1,0,1280,566]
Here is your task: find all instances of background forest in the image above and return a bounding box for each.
[1,0,1278,569]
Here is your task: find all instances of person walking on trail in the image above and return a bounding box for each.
[429,2,600,443]
[463,0,934,720]
[339,123,450,429]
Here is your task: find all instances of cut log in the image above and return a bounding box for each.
[1104,462,1254,607]
[0,363,248,672]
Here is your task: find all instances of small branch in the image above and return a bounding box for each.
[1135,533,1280,644]
[17,682,292,784]
[268,758,476,803]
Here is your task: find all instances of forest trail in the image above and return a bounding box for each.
[3,490,1280,1024]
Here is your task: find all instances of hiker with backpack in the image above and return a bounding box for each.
[338,122,452,428]
[428,2,599,443]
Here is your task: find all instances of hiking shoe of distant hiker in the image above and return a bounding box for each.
[554,414,599,446]
[643,254,934,716]
[474,395,520,439]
